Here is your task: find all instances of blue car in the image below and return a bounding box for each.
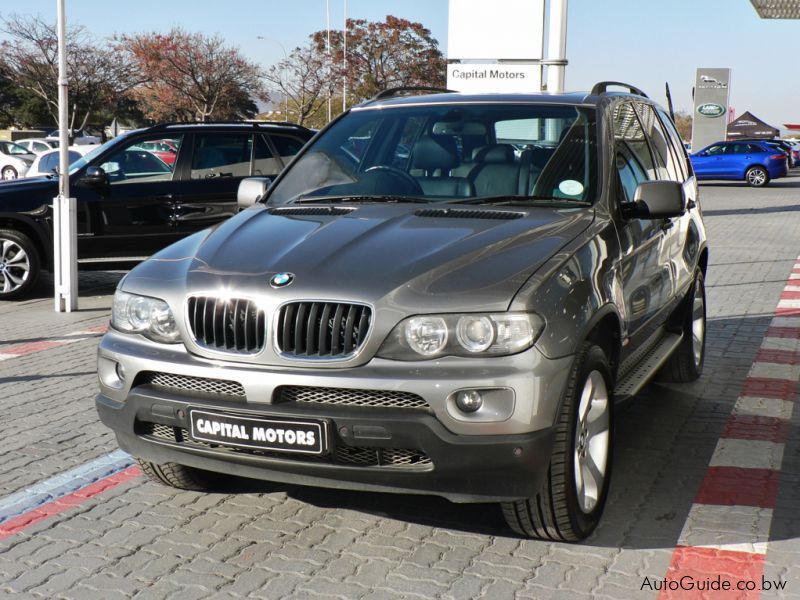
[690,141,788,187]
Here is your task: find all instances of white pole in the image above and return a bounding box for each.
[342,0,347,112]
[326,0,332,122]
[546,0,568,94]
[54,0,77,312]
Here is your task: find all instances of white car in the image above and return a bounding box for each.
[45,129,101,146]
[25,145,100,178]
[0,141,36,180]
[15,138,59,155]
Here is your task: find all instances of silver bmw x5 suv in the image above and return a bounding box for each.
[96,82,708,541]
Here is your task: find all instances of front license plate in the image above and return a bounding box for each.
[189,409,326,455]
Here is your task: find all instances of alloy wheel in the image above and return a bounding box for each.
[692,282,705,368]
[747,169,766,186]
[1,167,17,181]
[0,239,30,294]
[573,370,610,513]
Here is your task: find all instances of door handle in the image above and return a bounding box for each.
[153,194,174,202]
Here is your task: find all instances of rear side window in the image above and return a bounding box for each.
[747,144,766,153]
[190,133,252,180]
[269,135,306,163]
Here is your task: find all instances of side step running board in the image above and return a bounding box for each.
[614,332,683,402]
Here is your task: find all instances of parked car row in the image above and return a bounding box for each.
[690,139,793,187]
[0,121,314,299]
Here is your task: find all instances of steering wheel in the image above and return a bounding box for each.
[363,165,424,195]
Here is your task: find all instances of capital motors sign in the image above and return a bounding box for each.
[696,103,726,118]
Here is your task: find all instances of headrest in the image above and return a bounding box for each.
[412,136,459,171]
[474,144,515,164]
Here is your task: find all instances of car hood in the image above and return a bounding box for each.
[128,203,594,313]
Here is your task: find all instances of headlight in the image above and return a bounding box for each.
[378,312,543,360]
[111,290,180,343]
[405,316,448,356]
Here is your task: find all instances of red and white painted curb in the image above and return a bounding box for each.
[0,450,140,541]
[659,260,800,598]
[0,324,107,361]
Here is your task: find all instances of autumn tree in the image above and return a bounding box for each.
[673,111,692,142]
[121,29,266,122]
[1,15,141,131]
[312,16,447,106]
[263,41,339,127]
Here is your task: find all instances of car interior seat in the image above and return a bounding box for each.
[411,136,474,198]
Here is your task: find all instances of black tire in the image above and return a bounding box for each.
[0,228,41,300]
[502,343,613,541]
[136,458,224,491]
[659,271,706,382]
[1,166,18,180]
[746,166,769,187]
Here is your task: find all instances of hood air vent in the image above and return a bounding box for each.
[414,208,524,220]
[268,206,356,216]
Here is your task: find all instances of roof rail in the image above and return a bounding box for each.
[590,81,649,98]
[147,120,311,131]
[369,86,456,101]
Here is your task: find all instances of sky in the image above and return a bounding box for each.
[2,0,799,130]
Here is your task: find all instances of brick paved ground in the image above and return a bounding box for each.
[1,175,800,599]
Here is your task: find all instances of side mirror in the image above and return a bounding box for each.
[237,177,272,211]
[80,166,108,186]
[625,181,685,219]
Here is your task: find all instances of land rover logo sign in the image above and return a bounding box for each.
[270,272,294,288]
[697,103,726,118]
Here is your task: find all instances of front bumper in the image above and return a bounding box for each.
[97,390,555,502]
[96,330,572,502]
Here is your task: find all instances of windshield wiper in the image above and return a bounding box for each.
[294,195,432,204]
[455,195,592,207]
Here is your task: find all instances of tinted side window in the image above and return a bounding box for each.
[40,153,58,173]
[634,102,677,181]
[190,133,252,180]
[269,135,306,162]
[613,102,656,181]
[253,134,281,177]
[100,134,183,185]
[656,108,688,180]
[706,145,726,155]
[747,144,765,153]
[616,146,649,203]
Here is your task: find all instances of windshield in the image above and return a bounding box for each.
[268,104,597,206]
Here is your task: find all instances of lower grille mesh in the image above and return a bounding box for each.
[137,372,246,397]
[275,386,428,410]
[137,422,432,469]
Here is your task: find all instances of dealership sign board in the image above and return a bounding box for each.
[691,68,731,152]
[447,0,545,93]
[447,63,542,94]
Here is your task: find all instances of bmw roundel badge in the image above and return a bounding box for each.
[270,272,294,288]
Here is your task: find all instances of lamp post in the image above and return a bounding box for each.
[53,0,77,312]
[257,36,290,120]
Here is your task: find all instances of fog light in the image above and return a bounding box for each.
[455,390,483,413]
[116,362,126,382]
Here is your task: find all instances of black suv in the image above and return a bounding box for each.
[0,121,314,299]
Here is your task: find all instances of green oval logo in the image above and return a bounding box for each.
[697,103,725,118]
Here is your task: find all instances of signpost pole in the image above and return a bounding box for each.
[53,0,78,312]
[546,0,568,94]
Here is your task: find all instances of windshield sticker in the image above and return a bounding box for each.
[559,180,584,196]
